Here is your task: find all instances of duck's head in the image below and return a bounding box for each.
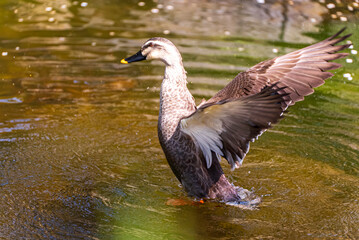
[121,37,182,66]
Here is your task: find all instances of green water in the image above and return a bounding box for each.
[0,0,358,239]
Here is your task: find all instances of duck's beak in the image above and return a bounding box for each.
[121,50,146,64]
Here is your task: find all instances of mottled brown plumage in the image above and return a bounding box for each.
[207,28,351,105]
[121,29,351,204]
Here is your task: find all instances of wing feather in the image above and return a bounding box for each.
[180,84,288,170]
[206,29,351,105]
[182,29,351,170]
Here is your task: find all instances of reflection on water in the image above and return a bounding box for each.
[0,0,359,239]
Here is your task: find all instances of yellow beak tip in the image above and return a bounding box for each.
[121,59,128,64]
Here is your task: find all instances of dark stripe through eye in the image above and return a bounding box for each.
[142,42,160,50]
[143,43,153,49]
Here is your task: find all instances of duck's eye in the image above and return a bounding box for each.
[143,42,154,50]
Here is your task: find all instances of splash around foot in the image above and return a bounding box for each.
[225,187,261,209]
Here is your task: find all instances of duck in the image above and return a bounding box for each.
[121,29,351,204]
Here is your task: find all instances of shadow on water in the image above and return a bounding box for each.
[0,0,359,239]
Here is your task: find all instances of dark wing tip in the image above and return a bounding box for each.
[334,33,352,45]
[328,27,347,40]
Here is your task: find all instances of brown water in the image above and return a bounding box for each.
[0,0,359,239]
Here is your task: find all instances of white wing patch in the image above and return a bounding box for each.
[180,114,223,168]
[179,85,287,171]
[180,103,244,170]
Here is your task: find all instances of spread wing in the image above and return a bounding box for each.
[180,84,288,170]
[206,28,351,105]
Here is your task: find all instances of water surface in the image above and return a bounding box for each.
[0,0,359,239]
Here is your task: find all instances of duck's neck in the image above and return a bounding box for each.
[158,63,196,141]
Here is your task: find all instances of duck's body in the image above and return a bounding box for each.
[154,39,240,201]
[122,30,351,204]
